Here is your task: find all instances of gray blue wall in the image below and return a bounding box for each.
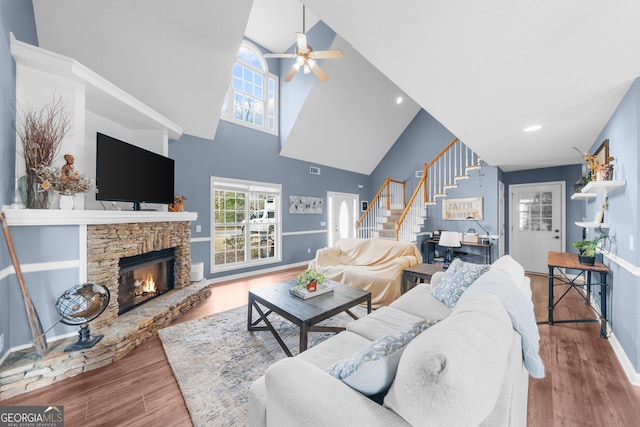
[584,78,640,373]
[0,0,39,363]
[169,121,369,279]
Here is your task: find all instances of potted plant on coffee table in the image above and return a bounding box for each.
[296,269,326,292]
[572,228,611,266]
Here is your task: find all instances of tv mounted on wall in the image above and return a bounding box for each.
[96,132,174,211]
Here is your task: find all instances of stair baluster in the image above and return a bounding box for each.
[356,138,481,243]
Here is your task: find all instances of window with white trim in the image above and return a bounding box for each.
[221,41,278,135]
[211,177,281,271]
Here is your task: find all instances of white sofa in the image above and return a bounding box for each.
[248,255,541,427]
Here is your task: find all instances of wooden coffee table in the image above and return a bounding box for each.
[247,280,371,356]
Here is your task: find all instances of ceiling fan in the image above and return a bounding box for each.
[264,6,342,82]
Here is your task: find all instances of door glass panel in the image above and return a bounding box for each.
[339,201,349,239]
[518,191,553,232]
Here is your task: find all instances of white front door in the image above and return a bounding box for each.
[328,192,358,246]
[509,182,565,273]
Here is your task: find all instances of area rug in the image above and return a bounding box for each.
[158,304,367,427]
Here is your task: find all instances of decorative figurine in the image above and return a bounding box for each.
[61,154,75,181]
[169,195,186,212]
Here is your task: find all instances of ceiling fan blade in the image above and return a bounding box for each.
[264,53,297,59]
[284,65,298,82]
[309,61,329,82]
[310,50,343,60]
[296,32,308,53]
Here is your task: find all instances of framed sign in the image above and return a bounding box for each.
[594,139,609,168]
[442,197,483,220]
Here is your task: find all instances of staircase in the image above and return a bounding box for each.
[377,208,403,239]
[357,138,482,243]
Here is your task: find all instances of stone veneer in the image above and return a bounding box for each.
[87,221,192,331]
[0,220,210,400]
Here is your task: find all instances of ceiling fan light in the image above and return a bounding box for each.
[296,55,305,66]
[306,58,316,68]
[303,63,311,74]
[293,62,301,71]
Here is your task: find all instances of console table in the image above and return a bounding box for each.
[423,239,492,264]
[547,251,609,338]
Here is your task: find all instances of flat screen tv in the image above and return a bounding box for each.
[96,132,174,211]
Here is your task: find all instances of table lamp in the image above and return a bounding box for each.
[439,231,461,269]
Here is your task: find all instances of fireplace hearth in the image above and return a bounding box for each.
[118,248,175,314]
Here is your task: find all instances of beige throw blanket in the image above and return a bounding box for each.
[309,238,422,308]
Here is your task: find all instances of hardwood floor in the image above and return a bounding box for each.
[527,273,640,426]
[2,268,639,426]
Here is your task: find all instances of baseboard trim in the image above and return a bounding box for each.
[208,260,310,284]
[608,331,640,386]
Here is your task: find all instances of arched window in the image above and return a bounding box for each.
[221,41,278,135]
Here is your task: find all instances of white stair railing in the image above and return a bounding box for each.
[358,139,481,243]
[356,178,405,239]
[396,138,481,242]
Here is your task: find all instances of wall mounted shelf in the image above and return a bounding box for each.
[571,192,596,200]
[2,209,197,226]
[575,221,609,229]
[580,180,626,194]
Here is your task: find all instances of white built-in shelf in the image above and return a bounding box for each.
[575,222,609,229]
[580,180,626,194]
[10,34,182,140]
[570,192,596,200]
[2,209,197,226]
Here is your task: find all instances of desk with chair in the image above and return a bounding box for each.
[423,239,492,265]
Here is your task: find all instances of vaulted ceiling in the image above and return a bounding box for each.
[32,0,640,173]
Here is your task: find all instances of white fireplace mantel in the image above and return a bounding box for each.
[2,209,197,226]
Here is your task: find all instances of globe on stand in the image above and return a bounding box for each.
[55,283,110,352]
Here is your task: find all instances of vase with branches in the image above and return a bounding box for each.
[17,96,72,208]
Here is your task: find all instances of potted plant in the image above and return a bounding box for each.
[296,269,325,292]
[572,228,611,265]
[33,162,93,210]
[17,96,72,209]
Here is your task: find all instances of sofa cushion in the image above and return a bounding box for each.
[389,283,452,321]
[489,255,531,299]
[383,294,514,427]
[346,306,425,341]
[327,320,438,395]
[297,331,372,370]
[431,258,489,308]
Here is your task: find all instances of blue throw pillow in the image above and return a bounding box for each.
[326,320,438,395]
[431,258,489,308]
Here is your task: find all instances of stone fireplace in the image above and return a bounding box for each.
[0,213,213,401]
[87,221,192,332]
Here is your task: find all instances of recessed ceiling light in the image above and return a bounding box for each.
[396,96,403,105]
[524,125,542,132]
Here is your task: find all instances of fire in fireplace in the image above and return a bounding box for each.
[118,248,175,314]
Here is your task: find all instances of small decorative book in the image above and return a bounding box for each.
[289,281,335,299]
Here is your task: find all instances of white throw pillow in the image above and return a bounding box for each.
[326,320,438,395]
[431,258,489,308]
